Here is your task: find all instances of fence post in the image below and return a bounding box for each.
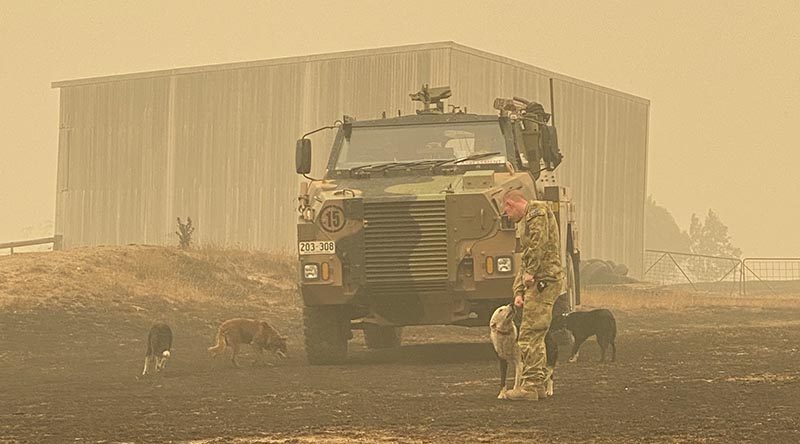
[741,259,745,296]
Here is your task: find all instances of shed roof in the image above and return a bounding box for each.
[51,41,648,105]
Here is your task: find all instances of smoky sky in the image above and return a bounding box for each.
[1,0,798,256]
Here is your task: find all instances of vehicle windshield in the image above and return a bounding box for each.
[333,121,507,170]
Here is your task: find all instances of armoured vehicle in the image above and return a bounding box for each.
[295,85,581,364]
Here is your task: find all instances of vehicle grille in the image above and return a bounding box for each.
[364,198,448,293]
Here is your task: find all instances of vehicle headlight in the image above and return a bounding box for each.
[496,257,512,273]
[303,264,319,279]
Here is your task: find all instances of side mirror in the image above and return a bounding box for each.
[296,138,312,174]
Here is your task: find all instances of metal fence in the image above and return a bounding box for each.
[644,250,742,295]
[742,258,800,295]
[0,236,62,255]
[643,250,800,296]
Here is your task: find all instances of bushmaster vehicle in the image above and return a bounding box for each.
[295,85,581,364]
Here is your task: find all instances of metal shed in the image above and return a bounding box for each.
[52,41,649,276]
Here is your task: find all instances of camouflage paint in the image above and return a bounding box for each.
[297,108,579,326]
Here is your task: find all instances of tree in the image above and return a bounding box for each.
[688,209,741,282]
[689,209,741,258]
[645,195,691,252]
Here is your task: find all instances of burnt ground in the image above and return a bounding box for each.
[2,300,799,443]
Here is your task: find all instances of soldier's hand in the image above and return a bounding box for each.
[523,273,534,287]
[514,294,524,308]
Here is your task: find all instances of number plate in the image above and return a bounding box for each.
[298,241,336,255]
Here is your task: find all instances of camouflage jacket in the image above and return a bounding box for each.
[513,200,565,296]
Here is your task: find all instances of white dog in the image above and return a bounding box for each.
[489,304,556,399]
[489,304,522,399]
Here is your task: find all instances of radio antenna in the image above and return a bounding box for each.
[549,78,556,127]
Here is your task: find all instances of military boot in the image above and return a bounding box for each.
[505,384,540,401]
[536,384,550,399]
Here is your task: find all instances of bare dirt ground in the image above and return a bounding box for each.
[1,246,799,443]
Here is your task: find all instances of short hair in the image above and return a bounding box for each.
[501,188,527,203]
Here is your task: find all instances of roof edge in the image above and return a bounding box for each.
[51,41,460,88]
[447,42,649,105]
[51,40,649,104]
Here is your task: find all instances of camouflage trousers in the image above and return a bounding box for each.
[518,278,563,388]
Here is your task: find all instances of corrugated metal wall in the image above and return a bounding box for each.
[53,42,648,275]
[55,46,450,253]
[551,78,649,276]
[56,78,172,246]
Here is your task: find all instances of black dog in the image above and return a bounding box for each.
[142,323,173,375]
[560,309,617,363]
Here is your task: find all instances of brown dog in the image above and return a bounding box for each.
[208,318,288,367]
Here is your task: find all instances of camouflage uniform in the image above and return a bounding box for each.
[513,200,565,390]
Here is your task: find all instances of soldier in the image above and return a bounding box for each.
[501,189,565,401]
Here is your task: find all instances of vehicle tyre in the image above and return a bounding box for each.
[363,325,403,349]
[303,305,349,365]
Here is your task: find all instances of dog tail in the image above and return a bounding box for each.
[207,329,225,353]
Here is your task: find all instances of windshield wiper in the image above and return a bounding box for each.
[349,161,403,176]
[348,153,500,176]
[376,159,443,172]
[349,163,376,174]
[431,152,502,170]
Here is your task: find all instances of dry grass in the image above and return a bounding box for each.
[0,245,297,311]
[3,246,798,316]
[582,284,800,312]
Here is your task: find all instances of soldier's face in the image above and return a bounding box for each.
[502,198,525,223]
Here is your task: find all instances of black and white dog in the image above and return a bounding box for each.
[142,323,172,376]
[489,304,558,399]
[561,309,617,363]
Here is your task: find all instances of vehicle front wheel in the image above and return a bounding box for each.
[303,305,350,365]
